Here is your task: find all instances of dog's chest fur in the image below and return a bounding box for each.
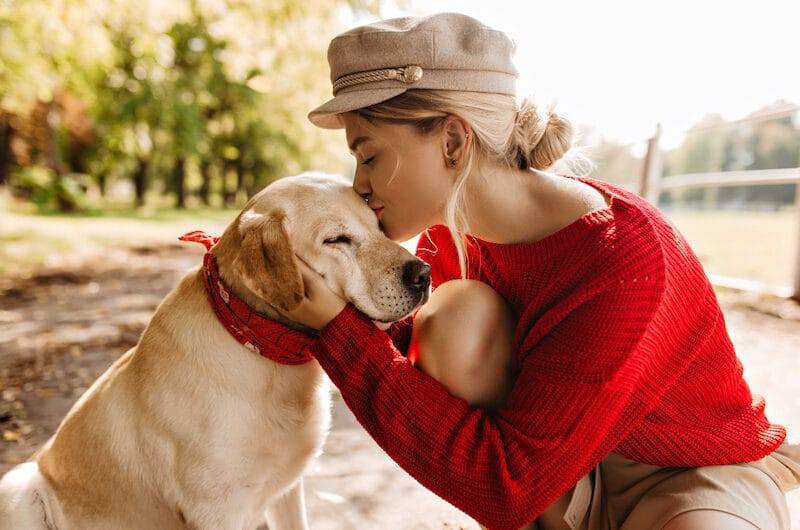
[34,270,332,529]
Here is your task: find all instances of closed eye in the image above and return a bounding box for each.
[323,235,352,245]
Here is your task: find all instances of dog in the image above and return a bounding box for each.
[0,172,431,529]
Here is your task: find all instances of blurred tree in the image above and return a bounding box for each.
[661,114,723,206]
[750,117,800,169]
[660,106,800,209]
[740,115,800,206]
[1,0,388,209]
[0,0,111,208]
[0,110,11,185]
[584,134,644,190]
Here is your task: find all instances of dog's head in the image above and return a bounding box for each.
[219,173,430,326]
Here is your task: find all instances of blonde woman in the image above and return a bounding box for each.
[277,12,799,530]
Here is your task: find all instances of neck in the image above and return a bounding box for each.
[461,163,544,244]
[461,169,609,245]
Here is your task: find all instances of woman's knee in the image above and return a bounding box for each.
[410,279,515,408]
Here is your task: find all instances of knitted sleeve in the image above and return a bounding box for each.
[312,274,666,529]
[387,315,413,353]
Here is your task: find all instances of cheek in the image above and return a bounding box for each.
[320,251,360,297]
[399,172,449,219]
[389,152,436,193]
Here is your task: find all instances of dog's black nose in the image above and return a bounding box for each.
[402,260,432,292]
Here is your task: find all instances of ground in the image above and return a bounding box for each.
[1,243,799,529]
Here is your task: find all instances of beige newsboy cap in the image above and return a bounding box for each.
[308,12,518,129]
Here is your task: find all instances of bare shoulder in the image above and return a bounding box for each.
[563,174,609,212]
[538,171,609,217]
[479,170,610,245]
[501,171,612,244]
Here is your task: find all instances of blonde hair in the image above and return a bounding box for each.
[354,90,575,277]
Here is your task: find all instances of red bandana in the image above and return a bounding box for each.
[179,231,315,365]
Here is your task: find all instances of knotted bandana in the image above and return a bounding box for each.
[179,231,315,365]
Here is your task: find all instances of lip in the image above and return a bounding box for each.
[370,206,384,218]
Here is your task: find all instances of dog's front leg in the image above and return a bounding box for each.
[263,478,309,530]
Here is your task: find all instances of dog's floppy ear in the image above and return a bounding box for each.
[233,209,304,311]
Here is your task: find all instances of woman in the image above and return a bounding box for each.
[281,12,800,530]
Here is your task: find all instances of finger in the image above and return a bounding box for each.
[294,254,321,283]
[290,255,316,295]
[372,320,392,331]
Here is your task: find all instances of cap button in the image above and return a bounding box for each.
[401,65,423,84]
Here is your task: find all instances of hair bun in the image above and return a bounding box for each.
[513,98,573,170]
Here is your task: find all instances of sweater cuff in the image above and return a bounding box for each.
[314,303,392,387]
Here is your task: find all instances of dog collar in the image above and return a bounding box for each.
[179,231,315,365]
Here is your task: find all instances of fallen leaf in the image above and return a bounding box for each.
[2,430,21,442]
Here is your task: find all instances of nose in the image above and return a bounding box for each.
[352,170,371,199]
[402,259,432,293]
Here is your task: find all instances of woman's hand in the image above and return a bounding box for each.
[281,256,348,331]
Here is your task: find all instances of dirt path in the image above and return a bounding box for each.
[0,244,205,466]
[1,244,799,528]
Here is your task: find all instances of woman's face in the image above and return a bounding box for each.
[342,113,453,242]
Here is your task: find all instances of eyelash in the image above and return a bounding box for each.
[361,156,374,166]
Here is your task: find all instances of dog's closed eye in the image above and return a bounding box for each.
[323,235,352,245]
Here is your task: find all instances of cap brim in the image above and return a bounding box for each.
[308,87,408,129]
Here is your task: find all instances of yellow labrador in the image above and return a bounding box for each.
[0,173,431,530]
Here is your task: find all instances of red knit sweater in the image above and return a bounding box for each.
[258,177,786,529]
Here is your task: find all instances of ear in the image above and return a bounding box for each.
[233,209,304,311]
[442,116,472,169]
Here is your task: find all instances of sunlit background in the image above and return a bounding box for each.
[370,0,799,147]
[1,0,798,291]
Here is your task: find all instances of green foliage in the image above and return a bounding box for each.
[663,111,800,177]
[1,0,385,210]
[661,108,800,207]
[592,107,800,209]
[0,0,112,111]
[11,167,90,212]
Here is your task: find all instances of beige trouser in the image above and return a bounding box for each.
[534,443,800,530]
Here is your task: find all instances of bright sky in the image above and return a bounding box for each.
[347,0,799,147]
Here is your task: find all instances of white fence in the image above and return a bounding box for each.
[637,124,800,301]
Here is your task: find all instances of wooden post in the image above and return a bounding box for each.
[639,124,663,204]
[793,177,800,301]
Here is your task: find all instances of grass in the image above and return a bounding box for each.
[665,208,798,292]
[0,191,238,276]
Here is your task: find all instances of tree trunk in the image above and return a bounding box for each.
[133,158,149,208]
[97,173,107,197]
[174,156,186,209]
[44,100,66,176]
[235,158,245,199]
[199,160,212,205]
[0,114,11,185]
[222,160,236,207]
